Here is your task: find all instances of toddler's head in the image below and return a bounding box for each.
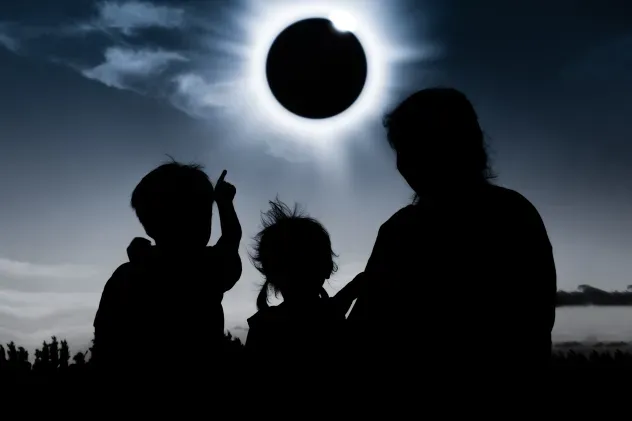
[251,199,337,309]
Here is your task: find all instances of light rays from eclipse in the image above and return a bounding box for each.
[222,0,427,157]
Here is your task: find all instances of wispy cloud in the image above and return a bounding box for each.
[0,257,98,280]
[171,73,236,116]
[2,2,230,118]
[567,34,632,82]
[80,1,185,35]
[0,290,99,319]
[83,46,187,89]
[0,25,19,52]
[0,260,101,348]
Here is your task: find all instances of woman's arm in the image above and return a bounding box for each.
[347,221,394,324]
[330,272,367,317]
[508,192,557,365]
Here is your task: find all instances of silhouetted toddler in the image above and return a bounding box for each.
[92,161,242,379]
[245,199,362,370]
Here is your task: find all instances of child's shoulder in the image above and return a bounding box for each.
[109,261,133,281]
[247,305,285,328]
[103,262,138,294]
[247,303,310,330]
[248,301,336,328]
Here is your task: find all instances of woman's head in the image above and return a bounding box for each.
[251,198,338,309]
[384,87,494,196]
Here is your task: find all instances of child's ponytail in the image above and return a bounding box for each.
[256,280,270,310]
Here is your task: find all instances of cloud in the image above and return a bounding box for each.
[0,257,101,350]
[82,1,185,35]
[0,288,99,350]
[0,289,99,349]
[0,257,98,280]
[83,46,187,89]
[171,73,237,116]
[0,25,19,52]
[1,3,233,121]
[0,290,99,318]
[567,34,632,82]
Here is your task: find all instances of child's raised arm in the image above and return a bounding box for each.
[214,170,242,292]
[215,170,242,251]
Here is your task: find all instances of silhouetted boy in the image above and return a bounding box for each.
[348,88,556,376]
[245,199,362,376]
[92,161,242,380]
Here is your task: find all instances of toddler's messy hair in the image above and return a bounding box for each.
[250,198,338,310]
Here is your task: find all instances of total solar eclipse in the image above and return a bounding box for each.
[265,17,368,119]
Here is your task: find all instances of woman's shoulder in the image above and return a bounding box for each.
[381,205,418,230]
[484,185,550,237]
[486,185,541,216]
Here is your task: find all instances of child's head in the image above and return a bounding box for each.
[251,198,338,309]
[131,160,214,248]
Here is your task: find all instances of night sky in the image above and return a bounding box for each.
[1,0,631,349]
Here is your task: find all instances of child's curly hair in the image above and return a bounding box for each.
[250,198,338,310]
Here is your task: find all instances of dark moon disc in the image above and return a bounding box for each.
[266,18,368,119]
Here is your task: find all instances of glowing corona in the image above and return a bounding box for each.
[329,11,357,33]
[244,2,390,148]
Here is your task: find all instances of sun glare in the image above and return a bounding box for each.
[242,1,391,150]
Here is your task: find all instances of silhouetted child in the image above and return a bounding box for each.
[245,199,362,370]
[92,161,242,381]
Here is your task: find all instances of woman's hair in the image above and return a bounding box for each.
[383,87,496,188]
[250,198,338,310]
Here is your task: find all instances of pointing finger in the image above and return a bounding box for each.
[217,169,227,185]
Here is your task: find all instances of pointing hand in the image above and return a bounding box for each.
[215,169,236,204]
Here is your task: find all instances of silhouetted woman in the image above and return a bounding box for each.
[245,199,362,376]
[348,88,556,375]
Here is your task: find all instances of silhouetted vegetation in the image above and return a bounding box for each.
[0,331,244,383]
[557,285,632,306]
[2,330,632,381]
[551,349,632,370]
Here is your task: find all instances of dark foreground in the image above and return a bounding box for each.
[2,333,631,385]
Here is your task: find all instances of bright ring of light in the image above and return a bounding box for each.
[329,11,357,33]
[247,3,388,145]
